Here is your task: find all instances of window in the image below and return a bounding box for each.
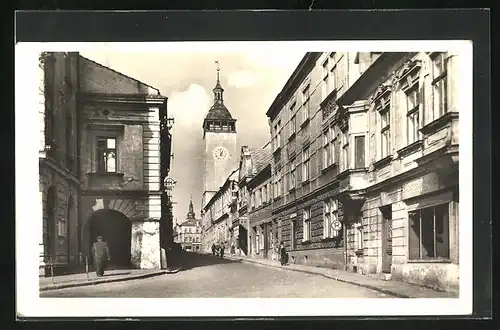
[262,185,267,204]
[322,58,330,100]
[58,217,66,237]
[323,198,340,238]
[409,203,450,260]
[431,53,448,119]
[341,131,349,171]
[356,225,364,250]
[302,147,310,182]
[276,121,282,148]
[278,169,283,195]
[379,105,391,158]
[97,137,117,173]
[188,228,192,233]
[323,126,336,168]
[251,193,255,208]
[302,83,310,122]
[290,115,296,137]
[260,233,265,250]
[303,208,311,241]
[406,87,420,144]
[354,135,365,169]
[290,162,296,190]
[184,237,188,242]
[257,189,262,207]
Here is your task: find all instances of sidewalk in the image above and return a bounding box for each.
[225,255,458,298]
[39,267,180,292]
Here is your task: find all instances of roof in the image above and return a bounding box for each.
[178,218,199,227]
[249,143,272,175]
[78,55,161,95]
[204,102,234,121]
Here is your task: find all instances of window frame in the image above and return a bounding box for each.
[302,83,311,122]
[378,102,391,159]
[302,147,310,182]
[341,131,349,171]
[431,52,449,119]
[303,207,312,241]
[408,203,450,260]
[405,85,421,144]
[96,136,118,173]
[323,198,340,239]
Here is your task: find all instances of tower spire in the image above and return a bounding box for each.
[213,60,224,103]
[186,193,195,219]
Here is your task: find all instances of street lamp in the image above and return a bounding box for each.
[164,177,177,198]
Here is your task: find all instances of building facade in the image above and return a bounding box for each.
[247,143,273,259]
[174,198,202,252]
[39,52,80,274]
[266,52,367,269]
[39,52,172,273]
[201,169,239,253]
[334,52,460,293]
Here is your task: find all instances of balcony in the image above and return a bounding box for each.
[337,168,368,194]
[420,112,459,155]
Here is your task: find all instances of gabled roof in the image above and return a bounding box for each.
[178,218,199,227]
[249,143,272,175]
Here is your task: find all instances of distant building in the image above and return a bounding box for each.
[39,52,172,274]
[174,198,202,252]
[201,169,239,253]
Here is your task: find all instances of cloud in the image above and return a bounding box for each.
[227,70,260,88]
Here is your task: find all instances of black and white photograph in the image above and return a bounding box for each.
[16,40,473,317]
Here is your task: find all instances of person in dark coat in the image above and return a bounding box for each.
[211,243,216,256]
[220,242,225,259]
[92,236,110,276]
[279,242,288,266]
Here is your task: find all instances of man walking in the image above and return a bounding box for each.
[220,242,225,259]
[92,236,110,276]
[211,243,216,256]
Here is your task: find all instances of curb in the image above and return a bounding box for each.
[40,269,178,292]
[227,256,410,298]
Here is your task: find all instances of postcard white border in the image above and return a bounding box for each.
[15,40,473,317]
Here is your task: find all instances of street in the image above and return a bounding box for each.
[41,253,392,298]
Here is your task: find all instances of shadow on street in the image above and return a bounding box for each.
[177,252,241,271]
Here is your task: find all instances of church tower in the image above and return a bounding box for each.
[201,61,238,210]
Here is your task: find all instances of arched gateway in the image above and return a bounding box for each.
[86,209,132,268]
[80,196,161,269]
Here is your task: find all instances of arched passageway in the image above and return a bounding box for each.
[87,209,132,268]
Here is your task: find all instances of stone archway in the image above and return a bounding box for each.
[86,209,132,268]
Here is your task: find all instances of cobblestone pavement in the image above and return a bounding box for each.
[41,253,392,298]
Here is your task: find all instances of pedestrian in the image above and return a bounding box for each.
[220,242,225,259]
[211,243,216,256]
[92,236,110,276]
[279,242,288,266]
[231,243,235,255]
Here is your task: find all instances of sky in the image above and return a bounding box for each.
[81,50,305,223]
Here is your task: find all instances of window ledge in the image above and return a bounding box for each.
[288,132,296,141]
[301,179,310,186]
[273,146,282,155]
[407,258,452,264]
[320,237,338,242]
[288,187,296,193]
[355,249,364,256]
[301,240,312,245]
[300,118,310,129]
[87,172,124,177]
[397,140,423,158]
[373,155,392,169]
[321,163,337,174]
[420,112,459,135]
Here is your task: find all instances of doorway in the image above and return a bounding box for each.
[87,209,132,268]
[380,205,393,273]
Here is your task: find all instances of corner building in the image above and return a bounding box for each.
[39,53,172,273]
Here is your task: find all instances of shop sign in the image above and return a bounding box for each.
[402,172,440,200]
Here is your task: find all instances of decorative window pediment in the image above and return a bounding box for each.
[397,60,422,91]
[321,97,338,120]
[372,83,392,110]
